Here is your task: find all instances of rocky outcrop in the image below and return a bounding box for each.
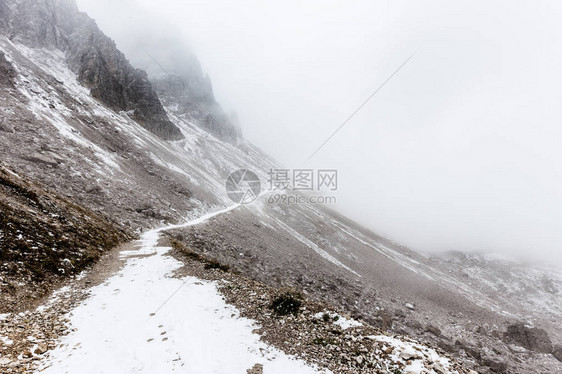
[3,0,239,141]
[0,51,16,86]
[553,345,562,362]
[152,73,238,143]
[2,0,182,140]
[137,34,238,143]
[482,358,507,373]
[23,151,63,166]
[425,324,442,337]
[246,364,263,374]
[504,323,553,354]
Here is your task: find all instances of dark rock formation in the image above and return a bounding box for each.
[121,27,239,143]
[394,308,406,318]
[88,13,241,143]
[2,0,182,140]
[0,51,16,86]
[505,323,553,354]
[553,345,562,362]
[482,358,507,373]
[0,117,15,133]
[454,340,482,360]
[424,324,441,336]
[152,73,238,143]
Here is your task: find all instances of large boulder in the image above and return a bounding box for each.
[553,345,562,362]
[482,358,507,373]
[425,324,441,337]
[24,152,60,166]
[504,323,553,354]
[0,52,16,86]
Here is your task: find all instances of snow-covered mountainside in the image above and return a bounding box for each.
[0,32,276,230]
[1,0,561,373]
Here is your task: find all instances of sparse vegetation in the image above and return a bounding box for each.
[269,288,303,316]
[170,238,229,272]
[170,239,203,260]
[0,165,132,312]
[321,312,341,323]
[204,260,230,272]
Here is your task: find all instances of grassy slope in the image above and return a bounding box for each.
[0,164,132,313]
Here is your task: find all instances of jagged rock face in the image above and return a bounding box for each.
[114,25,240,143]
[152,73,238,143]
[8,0,78,48]
[68,32,182,140]
[3,0,183,140]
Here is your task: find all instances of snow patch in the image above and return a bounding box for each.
[313,311,362,330]
[39,205,328,374]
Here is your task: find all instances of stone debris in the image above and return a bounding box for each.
[405,303,416,311]
[0,285,85,373]
[168,238,473,374]
[246,363,263,374]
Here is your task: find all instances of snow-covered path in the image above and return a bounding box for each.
[38,205,326,374]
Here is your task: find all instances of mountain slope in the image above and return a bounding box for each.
[167,196,562,373]
[1,0,181,140]
[0,0,561,373]
[0,164,131,312]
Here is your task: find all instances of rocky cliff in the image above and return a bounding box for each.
[1,0,182,140]
[121,29,241,143]
[152,73,239,143]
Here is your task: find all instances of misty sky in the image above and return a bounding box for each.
[77,0,562,266]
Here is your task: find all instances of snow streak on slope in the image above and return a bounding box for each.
[3,22,561,372]
[1,36,369,282]
[39,206,328,374]
[3,35,278,191]
[268,214,360,277]
[3,40,122,173]
[302,205,523,317]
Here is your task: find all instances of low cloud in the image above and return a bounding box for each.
[77,0,562,266]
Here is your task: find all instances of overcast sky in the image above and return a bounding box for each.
[77,0,562,266]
